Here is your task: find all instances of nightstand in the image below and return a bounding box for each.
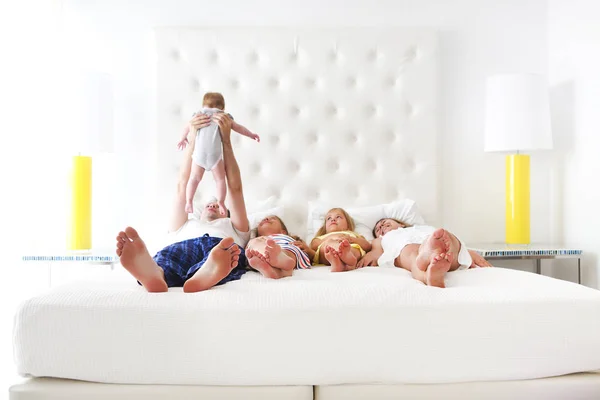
[22,250,119,287]
[468,243,583,284]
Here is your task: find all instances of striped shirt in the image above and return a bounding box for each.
[270,234,312,269]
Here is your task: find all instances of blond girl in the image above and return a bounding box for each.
[310,208,371,272]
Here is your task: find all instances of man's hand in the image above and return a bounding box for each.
[189,113,211,132]
[357,251,379,268]
[468,250,493,268]
[251,133,261,142]
[213,113,233,143]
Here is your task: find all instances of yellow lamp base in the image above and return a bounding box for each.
[506,154,530,244]
[67,155,92,250]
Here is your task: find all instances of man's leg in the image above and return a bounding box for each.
[116,227,168,293]
[183,237,243,293]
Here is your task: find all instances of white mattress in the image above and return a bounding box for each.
[14,267,600,385]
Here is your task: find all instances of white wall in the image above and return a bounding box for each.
[53,0,550,246]
[548,0,600,288]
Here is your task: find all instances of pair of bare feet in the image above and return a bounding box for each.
[414,228,455,288]
[324,239,358,272]
[246,238,296,279]
[116,227,240,293]
[184,201,227,216]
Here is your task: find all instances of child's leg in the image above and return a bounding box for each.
[212,159,227,216]
[185,164,205,213]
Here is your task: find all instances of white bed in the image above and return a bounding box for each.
[11,27,600,399]
[13,268,600,385]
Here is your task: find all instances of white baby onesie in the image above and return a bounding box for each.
[191,107,232,170]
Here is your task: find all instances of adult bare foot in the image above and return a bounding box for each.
[185,202,194,214]
[247,249,282,279]
[183,237,240,293]
[425,253,452,288]
[438,229,452,253]
[264,238,296,271]
[325,246,346,272]
[415,229,448,272]
[116,227,168,293]
[337,239,358,269]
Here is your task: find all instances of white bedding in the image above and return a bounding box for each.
[14,267,600,385]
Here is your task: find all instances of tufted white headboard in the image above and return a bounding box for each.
[156,28,439,237]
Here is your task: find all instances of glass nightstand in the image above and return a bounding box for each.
[468,243,583,284]
[22,250,119,286]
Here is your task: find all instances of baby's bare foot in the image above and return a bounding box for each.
[185,203,194,214]
[218,202,227,216]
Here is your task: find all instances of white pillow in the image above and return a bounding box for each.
[246,196,285,230]
[248,206,285,231]
[306,199,425,242]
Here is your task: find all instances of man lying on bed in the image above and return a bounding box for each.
[115,113,251,293]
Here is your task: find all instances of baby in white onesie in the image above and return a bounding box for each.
[177,92,260,215]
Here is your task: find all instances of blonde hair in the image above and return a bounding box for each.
[315,208,356,237]
[203,92,225,109]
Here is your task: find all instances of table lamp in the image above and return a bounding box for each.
[66,72,114,250]
[484,73,553,244]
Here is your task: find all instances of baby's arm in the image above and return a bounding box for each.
[231,121,260,142]
[348,235,372,252]
[177,125,191,150]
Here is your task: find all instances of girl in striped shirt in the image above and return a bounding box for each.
[245,216,311,279]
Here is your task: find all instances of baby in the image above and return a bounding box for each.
[310,208,372,272]
[177,92,260,215]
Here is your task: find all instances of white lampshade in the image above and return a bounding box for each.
[484,73,552,152]
[64,71,114,155]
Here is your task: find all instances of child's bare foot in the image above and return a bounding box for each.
[415,229,448,272]
[337,239,358,269]
[183,237,240,292]
[264,239,296,271]
[247,249,282,279]
[185,202,194,214]
[325,246,346,272]
[425,253,452,288]
[116,227,168,293]
[218,202,227,216]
